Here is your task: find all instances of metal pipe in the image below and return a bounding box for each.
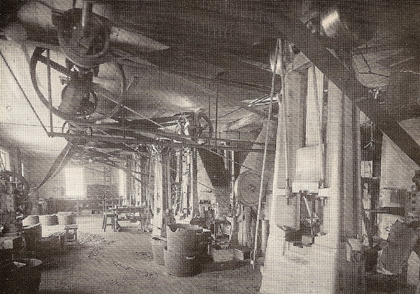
[47,49,53,133]
[81,1,93,36]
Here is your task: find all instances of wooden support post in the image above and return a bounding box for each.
[181,149,190,217]
[140,155,147,205]
[152,148,164,238]
[162,151,168,215]
[174,149,182,216]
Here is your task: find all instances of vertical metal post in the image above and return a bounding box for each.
[46,49,53,133]
[230,150,237,244]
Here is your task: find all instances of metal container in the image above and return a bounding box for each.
[166,224,203,255]
[163,248,202,277]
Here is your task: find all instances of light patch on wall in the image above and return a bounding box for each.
[119,169,126,197]
[0,148,10,171]
[65,166,85,199]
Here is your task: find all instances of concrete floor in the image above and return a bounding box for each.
[34,215,262,294]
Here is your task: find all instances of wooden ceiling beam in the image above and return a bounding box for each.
[179,0,420,165]
[265,9,420,166]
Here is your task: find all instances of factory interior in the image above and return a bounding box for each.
[1,0,420,293]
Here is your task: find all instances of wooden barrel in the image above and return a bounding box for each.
[151,237,167,266]
[196,229,211,255]
[166,224,203,254]
[58,214,70,225]
[22,215,39,226]
[163,248,202,277]
[70,213,76,224]
[57,212,76,225]
[23,224,42,251]
[39,215,58,226]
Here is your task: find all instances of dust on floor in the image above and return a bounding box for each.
[35,215,262,294]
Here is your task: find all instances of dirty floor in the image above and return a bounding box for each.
[29,214,420,294]
[34,214,262,294]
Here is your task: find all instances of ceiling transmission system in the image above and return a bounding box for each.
[27,0,215,145]
[30,1,126,124]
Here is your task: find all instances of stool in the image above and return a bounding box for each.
[102,212,117,232]
[63,224,78,247]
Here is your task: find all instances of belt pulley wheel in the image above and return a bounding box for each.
[177,112,213,140]
[234,170,261,207]
[57,8,110,68]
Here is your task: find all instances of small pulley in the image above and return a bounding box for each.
[176,112,213,140]
[59,63,98,117]
[30,47,126,123]
[62,121,93,145]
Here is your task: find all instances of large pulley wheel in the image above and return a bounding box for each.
[234,170,261,207]
[30,47,126,124]
[178,112,214,140]
[193,113,213,139]
[57,8,110,68]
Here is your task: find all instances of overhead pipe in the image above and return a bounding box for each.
[81,1,93,36]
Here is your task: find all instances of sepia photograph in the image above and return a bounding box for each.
[1,0,420,293]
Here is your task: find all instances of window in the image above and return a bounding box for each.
[65,166,85,199]
[0,148,10,171]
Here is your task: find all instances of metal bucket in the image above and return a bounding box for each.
[163,248,202,277]
[151,237,167,266]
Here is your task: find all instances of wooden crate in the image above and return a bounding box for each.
[210,247,234,262]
